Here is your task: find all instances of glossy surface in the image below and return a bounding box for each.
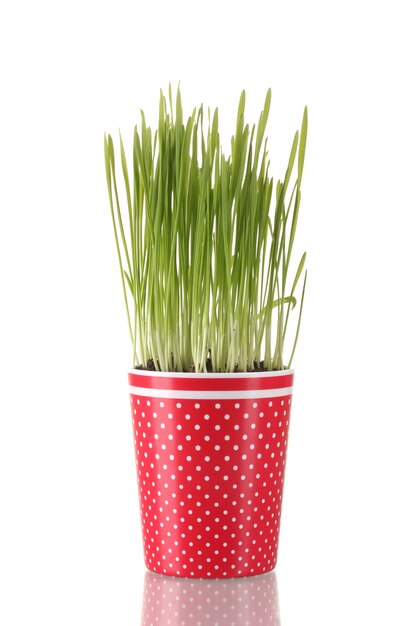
[141,571,280,625]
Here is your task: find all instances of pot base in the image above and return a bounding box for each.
[144,560,277,579]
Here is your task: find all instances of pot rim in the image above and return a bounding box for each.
[129,368,294,378]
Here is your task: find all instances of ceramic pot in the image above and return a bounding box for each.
[128,369,293,578]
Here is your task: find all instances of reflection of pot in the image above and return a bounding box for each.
[141,570,280,626]
[129,369,293,578]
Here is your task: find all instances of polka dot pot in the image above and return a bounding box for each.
[141,570,280,625]
[128,369,293,578]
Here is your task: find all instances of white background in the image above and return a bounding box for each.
[1,0,416,624]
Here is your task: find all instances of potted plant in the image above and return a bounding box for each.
[104,85,308,578]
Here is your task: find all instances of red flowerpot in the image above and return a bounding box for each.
[128,370,294,578]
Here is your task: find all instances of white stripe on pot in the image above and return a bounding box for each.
[128,386,293,399]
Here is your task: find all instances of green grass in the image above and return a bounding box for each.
[104,86,307,372]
